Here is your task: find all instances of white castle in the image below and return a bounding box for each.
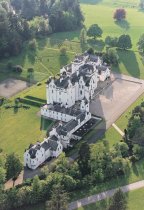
[24,53,110,169]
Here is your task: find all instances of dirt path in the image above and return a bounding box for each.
[69,180,144,210]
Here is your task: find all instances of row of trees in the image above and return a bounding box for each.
[81,25,132,50]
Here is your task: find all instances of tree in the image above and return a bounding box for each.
[117,34,132,50]
[5,153,23,185]
[132,126,144,146]
[127,115,141,139]
[139,0,144,9]
[105,36,118,47]
[113,8,126,21]
[87,24,103,39]
[137,34,144,53]
[109,189,127,210]
[31,176,41,204]
[77,142,90,176]
[87,47,94,54]
[114,142,129,158]
[103,48,119,65]
[46,184,69,210]
[28,39,37,50]
[80,28,87,44]
[60,46,67,56]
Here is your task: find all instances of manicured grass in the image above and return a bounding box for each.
[77,187,144,210]
[81,4,144,50]
[0,82,53,161]
[0,43,76,82]
[100,126,122,147]
[115,93,144,131]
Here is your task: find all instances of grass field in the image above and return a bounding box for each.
[0,82,54,161]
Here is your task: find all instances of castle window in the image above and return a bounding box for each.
[52,90,53,93]
[80,90,82,95]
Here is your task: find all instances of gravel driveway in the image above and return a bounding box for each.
[0,78,28,98]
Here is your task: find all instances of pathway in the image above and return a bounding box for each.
[69,180,144,210]
[112,123,124,136]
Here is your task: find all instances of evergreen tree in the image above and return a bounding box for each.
[5,153,22,185]
[46,184,69,210]
[77,142,91,176]
[109,189,127,210]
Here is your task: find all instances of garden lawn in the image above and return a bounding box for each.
[0,39,76,83]
[0,82,53,161]
[115,93,144,132]
[77,187,144,210]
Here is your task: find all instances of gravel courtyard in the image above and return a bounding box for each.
[90,73,144,128]
[0,78,28,98]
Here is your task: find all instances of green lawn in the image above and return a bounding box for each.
[77,187,144,210]
[0,43,76,82]
[0,83,53,161]
[115,93,144,132]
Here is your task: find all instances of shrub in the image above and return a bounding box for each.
[13,65,23,73]
[27,68,34,73]
[87,47,94,54]
[60,46,67,56]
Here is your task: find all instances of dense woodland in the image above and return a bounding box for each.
[0,0,83,58]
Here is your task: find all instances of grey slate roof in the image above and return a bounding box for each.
[89,55,98,62]
[29,148,37,159]
[56,119,79,136]
[54,76,70,89]
[77,113,86,122]
[97,65,108,72]
[41,139,59,151]
[50,135,58,141]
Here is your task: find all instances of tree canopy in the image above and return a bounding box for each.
[113,8,126,21]
[87,24,103,39]
[117,34,132,50]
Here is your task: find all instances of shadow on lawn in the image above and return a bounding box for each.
[115,20,130,31]
[59,54,69,68]
[117,50,140,78]
[27,49,37,65]
[40,117,53,131]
